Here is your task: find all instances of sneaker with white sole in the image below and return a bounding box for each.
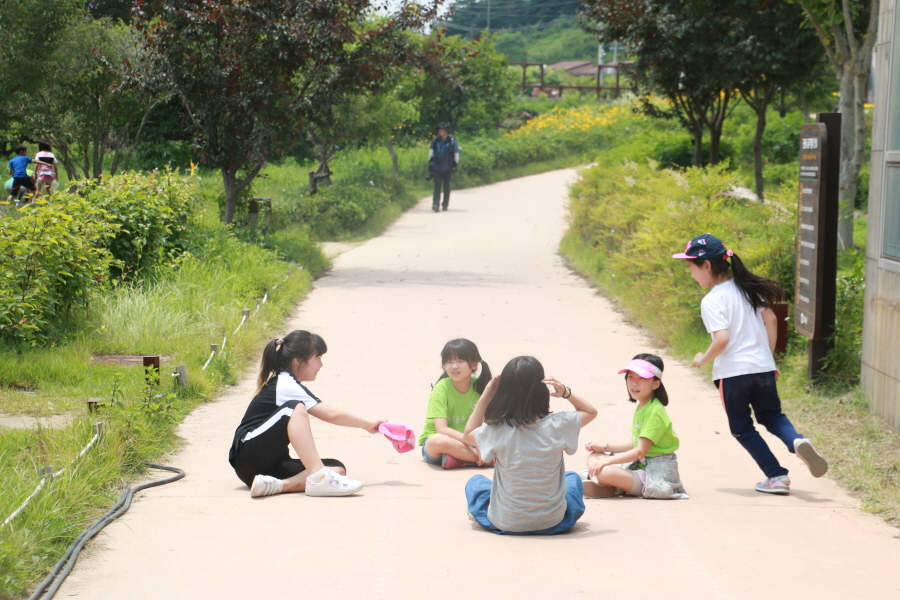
[305,469,363,497]
[755,475,791,494]
[250,474,283,498]
[794,438,828,478]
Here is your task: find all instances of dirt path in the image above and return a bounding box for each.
[57,169,900,600]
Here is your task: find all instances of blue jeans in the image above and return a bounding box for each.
[717,372,802,478]
[465,472,585,535]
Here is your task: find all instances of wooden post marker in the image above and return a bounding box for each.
[794,113,840,380]
[143,356,161,386]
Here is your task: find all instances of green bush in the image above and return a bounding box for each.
[565,159,796,340]
[70,169,198,278]
[0,197,117,345]
[652,136,735,169]
[261,226,330,275]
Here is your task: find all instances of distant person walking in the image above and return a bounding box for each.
[428,122,459,212]
[34,142,58,197]
[6,145,50,204]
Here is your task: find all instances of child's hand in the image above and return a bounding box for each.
[587,455,613,479]
[585,441,605,453]
[692,352,705,368]
[366,419,387,434]
[481,375,501,398]
[542,376,566,397]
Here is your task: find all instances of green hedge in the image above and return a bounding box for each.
[563,159,796,342]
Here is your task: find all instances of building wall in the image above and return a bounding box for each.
[863,0,900,430]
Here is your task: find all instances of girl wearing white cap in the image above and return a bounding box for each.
[582,354,688,499]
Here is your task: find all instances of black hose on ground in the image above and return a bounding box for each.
[28,463,185,600]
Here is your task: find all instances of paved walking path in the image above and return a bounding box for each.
[58,169,899,599]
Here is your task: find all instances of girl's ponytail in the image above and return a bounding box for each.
[474,360,492,394]
[730,253,783,311]
[256,331,327,394]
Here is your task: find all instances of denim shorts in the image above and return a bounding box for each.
[421,439,442,465]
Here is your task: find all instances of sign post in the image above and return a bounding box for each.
[794,113,840,380]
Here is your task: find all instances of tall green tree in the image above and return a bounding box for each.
[413,32,516,137]
[133,0,440,224]
[733,0,825,198]
[792,0,878,249]
[0,0,78,150]
[15,15,145,179]
[580,0,742,167]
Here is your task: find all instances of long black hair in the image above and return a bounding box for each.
[435,338,492,394]
[691,253,783,311]
[625,353,669,406]
[484,356,550,427]
[256,330,327,393]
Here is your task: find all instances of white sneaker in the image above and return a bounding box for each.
[250,474,283,498]
[305,469,363,497]
[794,438,828,478]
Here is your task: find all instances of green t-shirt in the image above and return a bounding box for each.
[418,376,480,445]
[631,397,679,458]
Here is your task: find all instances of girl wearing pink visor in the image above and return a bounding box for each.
[582,354,688,499]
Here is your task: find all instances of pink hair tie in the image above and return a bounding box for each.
[725,249,734,258]
[275,339,285,346]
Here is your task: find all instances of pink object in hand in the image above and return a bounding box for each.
[378,422,416,453]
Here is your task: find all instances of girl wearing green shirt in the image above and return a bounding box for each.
[583,353,689,499]
[419,339,492,469]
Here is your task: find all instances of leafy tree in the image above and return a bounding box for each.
[413,32,517,137]
[13,14,145,179]
[134,0,440,224]
[0,0,78,149]
[581,0,742,167]
[732,0,825,198]
[791,0,879,250]
[442,0,581,34]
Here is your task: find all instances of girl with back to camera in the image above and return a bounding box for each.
[462,356,597,535]
[582,354,688,500]
[418,339,492,469]
[228,330,386,498]
[673,233,828,494]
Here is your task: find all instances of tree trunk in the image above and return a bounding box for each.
[753,105,767,199]
[386,138,399,175]
[222,168,239,225]
[692,128,703,167]
[837,69,856,250]
[800,89,809,123]
[708,124,721,166]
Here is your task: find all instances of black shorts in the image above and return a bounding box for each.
[229,409,345,487]
[11,176,36,193]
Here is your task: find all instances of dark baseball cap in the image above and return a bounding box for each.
[672,233,733,260]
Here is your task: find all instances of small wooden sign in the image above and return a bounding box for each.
[794,123,827,339]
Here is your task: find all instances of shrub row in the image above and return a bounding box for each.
[562,156,864,386]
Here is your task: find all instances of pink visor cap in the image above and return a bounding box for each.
[378,422,416,453]
[617,359,663,380]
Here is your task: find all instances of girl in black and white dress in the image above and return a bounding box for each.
[229,330,386,497]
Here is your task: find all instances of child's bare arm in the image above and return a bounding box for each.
[585,440,632,453]
[587,437,652,478]
[461,375,499,445]
[544,377,597,426]
[307,403,383,433]
[761,307,778,355]
[432,417,468,443]
[693,329,729,368]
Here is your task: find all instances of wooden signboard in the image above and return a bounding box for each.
[794,114,840,379]
[794,123,826,339]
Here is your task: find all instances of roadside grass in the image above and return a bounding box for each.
[0,226,314,599]
[560,153,900,529]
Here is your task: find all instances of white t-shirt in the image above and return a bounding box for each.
[700,279,776,381]
[474,411,581,532]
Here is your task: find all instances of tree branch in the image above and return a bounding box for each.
[842,0,859,57]
[800,3,839,70]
